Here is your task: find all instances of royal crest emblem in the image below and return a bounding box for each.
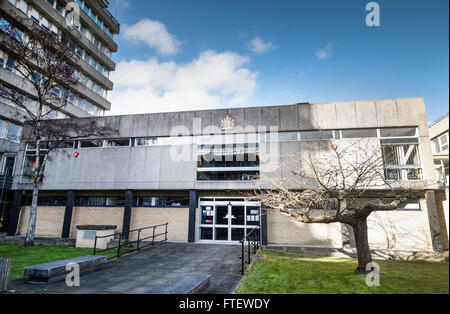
[220,115,236,131]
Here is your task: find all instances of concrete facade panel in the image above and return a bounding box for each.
[335,101,358,129]
[376,99,399,127]
[355,100,378,128]
[18,206,65,237]
[130,207,189,242]
[267,210,342,247]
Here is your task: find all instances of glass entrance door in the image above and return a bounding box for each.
[198,198,261,243]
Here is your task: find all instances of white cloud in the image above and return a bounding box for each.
[108,50,258,115]
[248,37,277,54]
[315,42,334,60]
[122,19,181,55]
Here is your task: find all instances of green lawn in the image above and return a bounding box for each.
[236,250,449,294]
[0,244,116,280]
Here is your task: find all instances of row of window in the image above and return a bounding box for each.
[33,127,419,150]
[432,132,449,154]
[74,0,114,39]
[0,83,70,119]
[10,0,113,58]
[0,118,22,142]
[22,195,190,207]
[5,1,111,78]
[0,50,105,117]
[0,80,104,118]
[0,44,107,101]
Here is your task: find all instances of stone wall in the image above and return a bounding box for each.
[17,206,65,237]
[130,207,189,242]
[15,205,189,242]
[68,207,125,237]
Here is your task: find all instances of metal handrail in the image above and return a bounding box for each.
[239,227,260,275]
[93,223,168,259]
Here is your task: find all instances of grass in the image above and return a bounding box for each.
[236,250,449,294]
[0,244,117,280]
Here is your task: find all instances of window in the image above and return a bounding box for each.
[135,197,165,207]
[135,138,158,146]
[18,0,28,14]
[166,197,190,207]
[432,132,449,154]
[40,17,50,30]
[30,7,40,23]
[382,141,422,180]
[104,139,130,147]
[55,1,64,15]
[197,144,260,181]
[6,122,21,141]
[5,56,18,72]
[380,127,417,138]
[26,98,38,114]
[84,53,91,64]
[0,50,5,67]
[341,128,378,139]
[83,4,90,15]
[267,132,298,142]
[0,119,7,138]
[300,130,334,141]
[50,24,59,35]
[22,155,37,183]
[76,196,106,206]
[79,140,103,148]
[105,197,125,207]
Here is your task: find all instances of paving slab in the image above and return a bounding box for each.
[7,243,243,294]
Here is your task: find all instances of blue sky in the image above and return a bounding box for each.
[108,0,449,123]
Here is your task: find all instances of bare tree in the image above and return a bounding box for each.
[253,137,429,273]
[1,12,116,246]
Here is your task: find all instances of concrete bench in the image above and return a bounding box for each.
[24,255,107,283]
[148,273,212,294]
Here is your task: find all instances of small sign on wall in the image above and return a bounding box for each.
[83,230,97,240]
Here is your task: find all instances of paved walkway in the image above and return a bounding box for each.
[8,242,243,294]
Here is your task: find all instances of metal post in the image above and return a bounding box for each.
[137,229,141,251]
[93,237,97,255]
[165,223,168,242]
[152,227,156,245]
[241,241,245,275]
[248,240,251,264]
[117,236,121,259]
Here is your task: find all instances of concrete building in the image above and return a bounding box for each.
[429,113,449,250]
[5,97,446,252]
[0,0,119,230]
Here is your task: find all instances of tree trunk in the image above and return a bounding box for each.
[353,218,373,273]
[24,186,39,247]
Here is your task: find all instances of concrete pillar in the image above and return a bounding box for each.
[61,191,75,239]
[434,190,449,250]
[122,190,133,240]
[425,190,444,252]
[7,190,22,236]
[188,190,197,243]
